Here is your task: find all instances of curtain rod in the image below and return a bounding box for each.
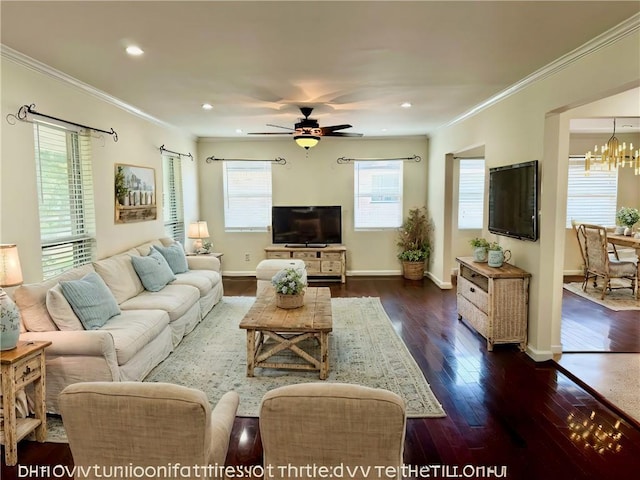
[6,104,118,142]
[336,155,421,164]
[159,145,193,160]
[205,156,287,165]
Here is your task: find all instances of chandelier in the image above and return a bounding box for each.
[567,411,623,454]
[585,119,639,175]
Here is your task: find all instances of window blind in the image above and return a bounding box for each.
[566,157,618,228]
[223,161,272,231]
[458,159,485,229]
[354,160,403,229]
[34,123,96,279]
[162,155,185,243]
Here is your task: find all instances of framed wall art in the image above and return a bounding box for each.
[114,163,157,224]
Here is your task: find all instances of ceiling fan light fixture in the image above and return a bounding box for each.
[294,134,320,150]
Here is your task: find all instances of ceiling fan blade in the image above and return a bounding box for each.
[266,123,296,131]
[320,124,353,134]
[323,132,364,137]
[247,132,294,135]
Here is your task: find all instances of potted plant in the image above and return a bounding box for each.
[397,207,432,280]
[469,237,490,262]
[616,206,640,236]
[114,166,129,206]
[271,268,306,309]
[487,242,512,268]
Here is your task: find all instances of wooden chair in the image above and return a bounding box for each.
[571,220,619,289]
[59,382,239,480]
[579,223,638,299]
[259,383,406,479]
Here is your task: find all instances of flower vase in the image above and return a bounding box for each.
[473,247,488,262]
[276,292,304,309]
[624,227,633,236]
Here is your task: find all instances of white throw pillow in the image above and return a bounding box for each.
[46,284,84,331]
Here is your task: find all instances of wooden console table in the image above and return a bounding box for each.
[1,340,51,466]
[265,245,346,283]
[456,257,530,351]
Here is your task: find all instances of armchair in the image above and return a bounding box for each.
[59,382,239,479]
[259,383,406,479]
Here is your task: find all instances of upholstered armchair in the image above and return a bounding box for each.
[259,383,406,479]
[59,382,239,480]
[580,223,638,299]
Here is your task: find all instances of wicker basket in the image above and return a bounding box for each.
[402,261,425,280]
[276,292,304,309]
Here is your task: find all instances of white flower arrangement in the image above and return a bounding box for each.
[271,268,305,295]
[616,207,640,228]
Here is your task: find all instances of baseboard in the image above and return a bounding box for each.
[551,344,563,354]
[347,270,401,276]
[426,272,453,289]
[564,269,584,276]
[526,345,554,362]
[222,271,256,277]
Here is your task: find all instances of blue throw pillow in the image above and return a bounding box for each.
[131,249,176,292]
[59,272,121,330]
[153,243,188,274]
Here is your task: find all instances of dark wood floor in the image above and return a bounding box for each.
[3,276,640,479]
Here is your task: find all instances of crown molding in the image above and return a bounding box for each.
[1,44,186,134]
[441,13,640,130]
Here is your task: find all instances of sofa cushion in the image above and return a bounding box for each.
[135,239,164,257]
[46,285,84,331]
[131,249,176,292]
[60,272,121,330]
[99,310,170,365]
[153,243,188,274]
[14,264,96,332]
[93,254,144,304]
[171,270,221,296]
[119,284,200,322]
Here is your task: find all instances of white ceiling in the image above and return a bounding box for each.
[1,1,639,139]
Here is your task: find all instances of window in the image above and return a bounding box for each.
[566,157,617,228]
[162,155,184,243]
[457,158,485,229]
[223,161,272,231]
[354,161,403,229]
[33,124,96,280]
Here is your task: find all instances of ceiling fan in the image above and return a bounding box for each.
[248,106,363,149]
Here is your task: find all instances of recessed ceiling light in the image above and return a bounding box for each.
[125,45,144,56]
[201,103,213,110]
[400,102,412,109]
[235,129,243,134]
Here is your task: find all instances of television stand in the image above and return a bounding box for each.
[265,245,346,283]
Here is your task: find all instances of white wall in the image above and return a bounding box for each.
[427,30,640,360]
[196,136,429,276]
[0,57,199,283]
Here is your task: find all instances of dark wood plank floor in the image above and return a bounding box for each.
[2,276,640,479]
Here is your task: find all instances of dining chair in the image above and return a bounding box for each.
[572,220,620,288]
[579,223,638,299]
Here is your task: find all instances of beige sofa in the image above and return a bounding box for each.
[14,238,223,413]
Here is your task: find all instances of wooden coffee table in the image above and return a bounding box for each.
[239,287,332,379]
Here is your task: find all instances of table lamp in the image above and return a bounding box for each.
[188,221,210,253]
[0,244,23,350]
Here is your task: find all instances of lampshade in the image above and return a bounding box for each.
[188,221,210,239]
[294,134,320,150]
[0,244,23,287]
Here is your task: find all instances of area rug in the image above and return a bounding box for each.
[46,296,445,442]
[563,281,639,311]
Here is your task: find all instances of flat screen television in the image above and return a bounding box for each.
[272,206,342,246]
[488,160,539,241]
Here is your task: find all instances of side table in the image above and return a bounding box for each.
[0,340,52,466]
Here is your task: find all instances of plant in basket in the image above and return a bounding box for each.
[272,268,305,308]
